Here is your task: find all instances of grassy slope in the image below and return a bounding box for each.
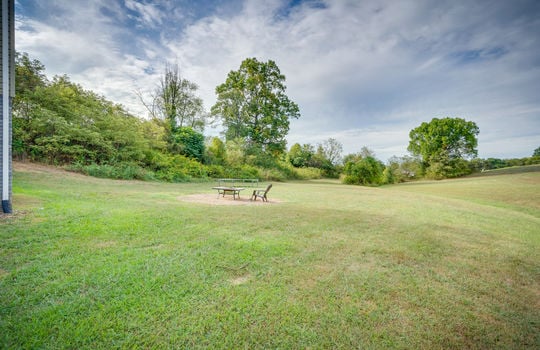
[1,164,539,349]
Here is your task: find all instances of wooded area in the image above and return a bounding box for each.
[12,53,540,184]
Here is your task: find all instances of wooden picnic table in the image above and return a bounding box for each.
[212,186,245,200]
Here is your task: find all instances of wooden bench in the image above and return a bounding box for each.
[217,178,259,187]
[251,184,272,202]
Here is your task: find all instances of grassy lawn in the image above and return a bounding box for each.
[1,163,539,349]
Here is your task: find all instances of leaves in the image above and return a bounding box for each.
[212,58,300,155]
[408,117,479,178]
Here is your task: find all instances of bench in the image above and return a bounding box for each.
[251,184,272,202]
[216,178,259,187]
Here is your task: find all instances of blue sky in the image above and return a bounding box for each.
[15,0,540,161]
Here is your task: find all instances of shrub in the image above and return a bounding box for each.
[342,156,384,186]
[294,167,323,180]
[68,162,153,181]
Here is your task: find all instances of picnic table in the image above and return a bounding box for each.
[212,186,245,200]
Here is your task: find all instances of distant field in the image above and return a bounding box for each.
[1,163,539,349]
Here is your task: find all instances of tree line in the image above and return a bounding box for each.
[12,52,539,184]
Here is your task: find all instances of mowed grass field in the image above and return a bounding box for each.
[1,163,538,349]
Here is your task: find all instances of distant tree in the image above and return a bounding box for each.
[204,137,227,165]
[288,143,314,167]
[343,147,376,165]
[359,146,376,159]
[385,155,423,182]
[14,52,47,96]
[225,138,248,167]
[140,62,207,134]
[408,117,479,178]
[533,146,540,157]
[211,58,300,156]
[319,138,343,166]
[343,156,384,186]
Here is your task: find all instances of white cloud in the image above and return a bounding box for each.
[125,0,165,28]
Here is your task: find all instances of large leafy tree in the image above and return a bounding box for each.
[408,117,479,178]
[211,58,300,155]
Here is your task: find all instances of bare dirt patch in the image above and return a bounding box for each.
[14,161,68,174]
[178,193,282,206]
[0,210,30,222]
[229,274,251,285]
[14,161,91,180]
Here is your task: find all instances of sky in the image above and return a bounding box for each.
[14,0,540,161]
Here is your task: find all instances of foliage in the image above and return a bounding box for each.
[224,137,248,166]
[13,68,151,165]
[319,138,343,166]
[68,162,154,181]
[384,155,423,183]
[169,127,205,161]
[141,62,206,133]
[342,156,385,186]
[293,167,323,180]
[204,137,227,165]
[142,152,209,182]
[534,146,540,157]
[408,117,479,178]
[468,156,540,173]
[288,143,313,168]
[287,139,342,178]
[211,57,300,155]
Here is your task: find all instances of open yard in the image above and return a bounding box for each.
[1,163,539,349]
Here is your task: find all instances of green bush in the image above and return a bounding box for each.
[259,168,288,182]
[68,162,153,181]
[293,167,323,180]
[342,156,384,186]
[221,165,260,179]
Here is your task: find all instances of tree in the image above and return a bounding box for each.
[288,143,314,168]
[140,62,206,133]
[170,127,205,161]
[533,147,540,157]
[204,137,226,165]
[408,117,479,178]
[343,156,384,186]
[211,58,300,156]
[319,138,343,166]
[385,155,423,182]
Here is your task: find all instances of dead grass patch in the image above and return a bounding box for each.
[93,241,118,249]
[178,193,282,206]
[229,274,251,285]
[0,210,30,222]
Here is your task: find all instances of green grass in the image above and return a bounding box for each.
[1,164,539,349]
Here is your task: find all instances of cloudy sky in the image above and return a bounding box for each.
[15,0,540,161]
